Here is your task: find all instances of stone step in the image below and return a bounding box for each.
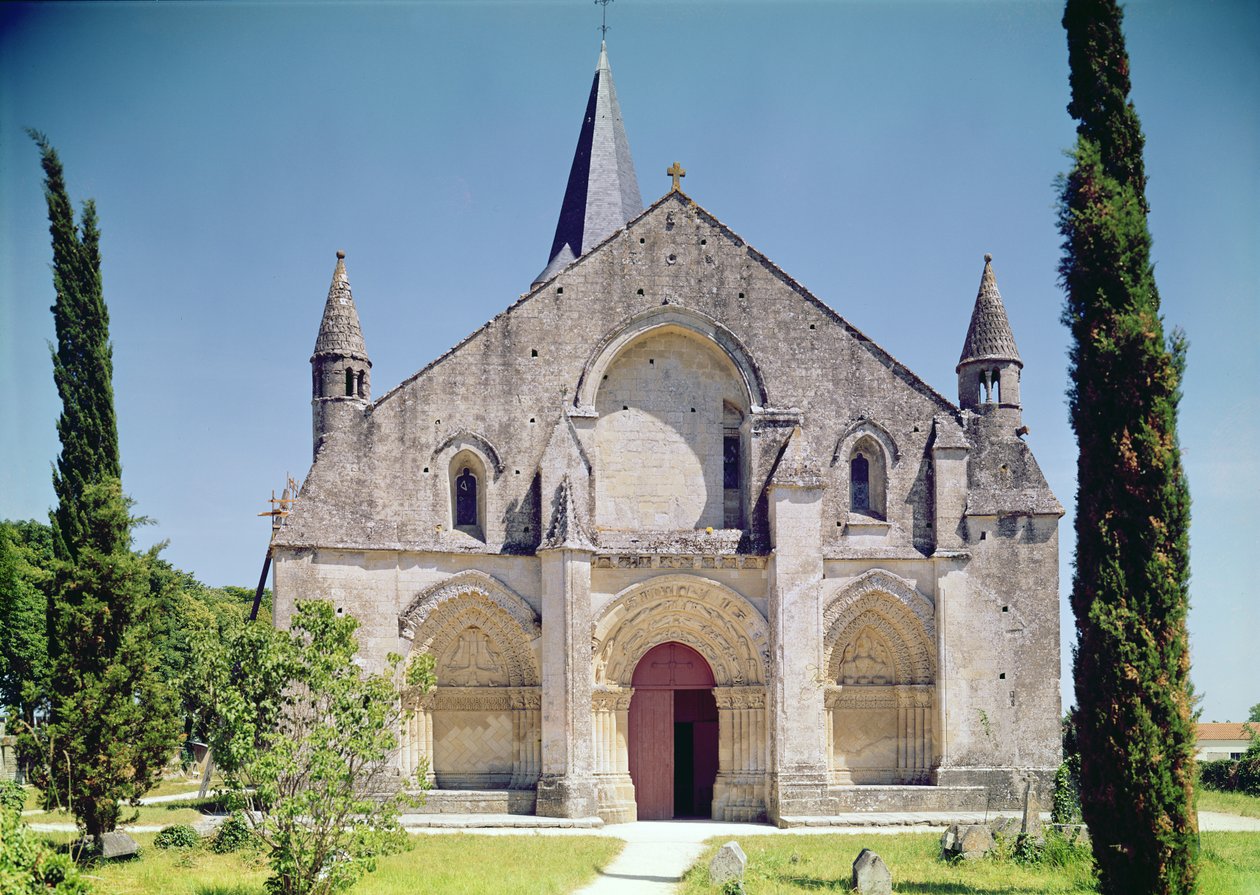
[408,789,537,815]
[825,784,990,814]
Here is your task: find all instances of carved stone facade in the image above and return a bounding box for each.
[272,42,1063,824]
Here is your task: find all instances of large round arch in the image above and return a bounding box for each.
[593,575,769,687]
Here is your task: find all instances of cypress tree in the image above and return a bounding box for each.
[19,133,178,841]
[1058,2,1196,892]
[28,131,123,561]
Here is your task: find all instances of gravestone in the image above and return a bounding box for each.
[709,841,747,888]
[941,823,994,860]
[851,848,892,895]
[99,832,140,860]
[1022,780,1045,838]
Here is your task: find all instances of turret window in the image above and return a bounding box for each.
[356,370,366,398]
[345,368,355,397]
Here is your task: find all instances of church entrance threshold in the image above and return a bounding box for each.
[628,642,718,820]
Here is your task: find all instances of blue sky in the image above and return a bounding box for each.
[1,1,1255,722]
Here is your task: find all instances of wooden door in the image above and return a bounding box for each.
[628,689,673,819]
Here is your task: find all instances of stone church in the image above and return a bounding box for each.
[272,42,1062,824]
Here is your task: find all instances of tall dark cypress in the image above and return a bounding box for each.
[20,132,178,841]
[1058,2,1197,892]
[29,129,123,560]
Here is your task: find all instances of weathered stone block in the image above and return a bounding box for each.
[99,832,140,860]
[1021,781,1045,838]
[710,840,747,887]
[851,848,892,895]
[941,823,994,860]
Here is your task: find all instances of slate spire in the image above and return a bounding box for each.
[534,42,643,285]
[958,254,1022,369]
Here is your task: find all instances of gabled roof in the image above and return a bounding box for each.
[313,251,369,361]
[377,190,960,417]
[1197,722,1253,742]
[957,254,1021,370]
[534,42,643,286]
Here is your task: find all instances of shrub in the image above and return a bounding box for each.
[155,824,201,849]
[1052,759,1082,824]
[0,795,93,894]
[0,780,25,816]
[211,813,253,853]
[1199,756,1260,797]
[1199,759,1234,792]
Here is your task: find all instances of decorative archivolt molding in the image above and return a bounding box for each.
[399,571,540,687]
[831,419,900,467]
[824,684,934,710]
[573,307,769,412]
[400,571,540,640]
[823,569,936,686]
[431,430,505,478]
[592,575,770,687]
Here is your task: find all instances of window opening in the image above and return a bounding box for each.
[851,454,870,512]
[455,467,478,527]
[356,370,365,398]
[344,368,354,396]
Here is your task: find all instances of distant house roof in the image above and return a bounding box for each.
[1197,722,1252,742]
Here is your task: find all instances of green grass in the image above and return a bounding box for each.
[1200,788,1260,819]
[83,832,623,895]
[680,831,1260,895]
[24,803,206,827]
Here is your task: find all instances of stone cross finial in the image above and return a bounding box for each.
[667,161,686,192]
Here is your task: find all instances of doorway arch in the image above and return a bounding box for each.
[628,642,718,819]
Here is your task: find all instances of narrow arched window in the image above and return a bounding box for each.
[850,454,870,513]
[356,370,365,398]
[455,467,478,527]
[992,369,1001,403]
[314,368,322,398]
[345,368,354,396]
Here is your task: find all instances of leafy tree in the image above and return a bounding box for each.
[1248,703,1260,724]
[1059,1,1196,892]
[190,600,434,895]
[18,133,180,841]
[0,520,53,726]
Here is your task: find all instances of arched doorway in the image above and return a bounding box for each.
[628,642,718,819]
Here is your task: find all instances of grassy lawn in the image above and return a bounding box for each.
[84,832,623,895]
[680,831,1260,895]
[1199,789,1260,819]
[24,803,206,827]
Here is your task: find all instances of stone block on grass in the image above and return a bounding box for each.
[941,823,994,860]
[99,831,139,860]
[709,840,747,887]
[851,848,892,895]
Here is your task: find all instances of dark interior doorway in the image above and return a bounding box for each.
[628,642,718,820]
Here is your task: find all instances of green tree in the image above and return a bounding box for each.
[1058,1,1196,892]
[18,133,180,841]
[27,131,122,563]
[0,520,53,726]
[1248,703,1260,724]
[190,601,433,895]
[0,782,93,895]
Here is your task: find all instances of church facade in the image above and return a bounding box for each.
[271,43,1063,824]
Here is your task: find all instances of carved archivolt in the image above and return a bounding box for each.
[592,575,769,686]
[831,419,900,467]
[823,570,935,686]
[399,571,540,687]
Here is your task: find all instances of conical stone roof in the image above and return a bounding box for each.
[314,251,369,361]
[534,42,642,285]
[957,254,1021,370]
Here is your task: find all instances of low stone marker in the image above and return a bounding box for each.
[709,840,747,888]
[851,848,892,895]
[99,831,140,860]
[941,822,994,860]
[1021,781,1045,839]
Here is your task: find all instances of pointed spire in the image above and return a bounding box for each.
[314,250,368,359]
[534,42,643,285]
[957,254,1022,370]
[542,476,595,551]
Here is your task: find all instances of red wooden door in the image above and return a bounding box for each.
[629,643,718,820]
[628,689,673,819]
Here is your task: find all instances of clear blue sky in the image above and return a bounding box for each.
[1,1,1255,723]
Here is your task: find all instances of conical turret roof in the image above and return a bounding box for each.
[957,254,1022,370]
[534,42,643,285]
[314,251,369,360]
